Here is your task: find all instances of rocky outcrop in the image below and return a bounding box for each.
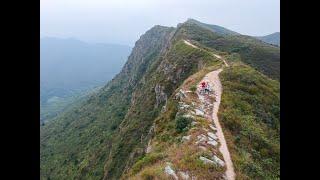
[164,163,178,180]
[154,84,168,108]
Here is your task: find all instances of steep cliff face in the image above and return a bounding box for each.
[40,25,176,180]
[41,20,280,180]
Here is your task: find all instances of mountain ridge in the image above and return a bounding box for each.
[41,19,279,180]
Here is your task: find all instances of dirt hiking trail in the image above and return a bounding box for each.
[203,69,235,180]
[184,39,234,179]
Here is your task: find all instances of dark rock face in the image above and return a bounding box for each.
[121,26,176,87]
[154,84,168,108]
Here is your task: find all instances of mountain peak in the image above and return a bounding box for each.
[183,18,240,36]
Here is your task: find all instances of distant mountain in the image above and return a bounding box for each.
[187,18,280,47]
[40,37,131,122]
[41,19,279,180]
[256,32,280,46]
[185,18,240,36]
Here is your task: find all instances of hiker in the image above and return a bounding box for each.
[200,81,206,94]
[205,82,211,94]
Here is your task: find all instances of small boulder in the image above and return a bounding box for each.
[209,125,217,131]
[212,155,225,167]
[207,139,218,147]
[191,121,198,126]
[179,103,190,110]
[176,89,187,100]
[199,156,215,165]
[207,132,218,140]
[145,140,152,153]
[178,171,190,180]
[196,134,207,144]
[182,135,191,142]
[165,163,178,180]
[183,114,195,119]
[194,109,205,117]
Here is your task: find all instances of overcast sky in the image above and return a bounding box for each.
[41,0,280,46]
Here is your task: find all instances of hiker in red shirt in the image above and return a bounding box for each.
[200,81,206,94]
[201,82,206,88]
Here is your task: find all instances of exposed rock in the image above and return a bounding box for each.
[146,140,152,153]
[207,132,218,140]
[196,134,207,144]
[179,103,190,110]
[212,155,225,167]
[207,139,218,147]
[178,171,190,180]
[183,114,195,119]
[182,135,191,142]
[161,62,175,76]
[175,89,187,100]
[199,156,215,165]
[199,155,224,167]
[164,163,178,180]
[194,109,205,117]
[155,84,167,108]
[191,121,198,126]
[209,124,217,131]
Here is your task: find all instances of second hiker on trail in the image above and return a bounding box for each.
[205,82,211,94]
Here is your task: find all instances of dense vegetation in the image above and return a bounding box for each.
[41,19,280,180]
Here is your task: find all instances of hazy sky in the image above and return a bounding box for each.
[41,0,280,46]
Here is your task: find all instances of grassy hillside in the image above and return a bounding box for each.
[219,60,280,179]
[178,21,280,80]
[185,18,240,36]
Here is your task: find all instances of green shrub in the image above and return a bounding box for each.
[131,153,165,175]
[175,116,192,133]
[190,85,197,92]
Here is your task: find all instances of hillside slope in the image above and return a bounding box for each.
[179,21,280,80]
[40,37,131,122]
[40,20,280,180]
[256,32,280,46]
